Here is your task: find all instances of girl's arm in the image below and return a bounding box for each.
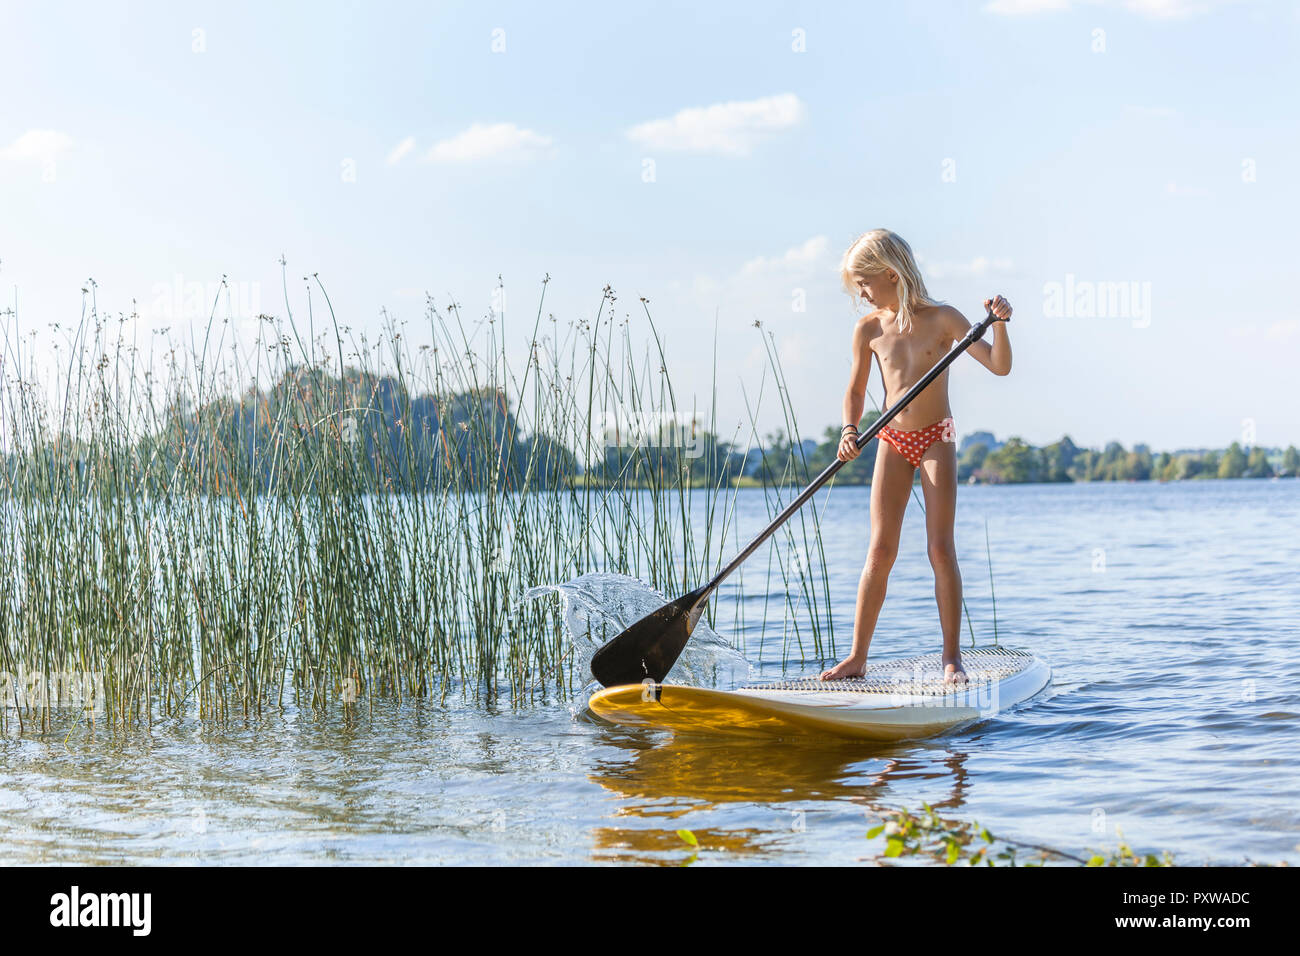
[944,297,1012,376]
[838,319,873,461]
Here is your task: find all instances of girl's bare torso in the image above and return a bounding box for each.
[862,303,958,429]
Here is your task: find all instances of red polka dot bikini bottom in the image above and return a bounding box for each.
[878,416,956,468]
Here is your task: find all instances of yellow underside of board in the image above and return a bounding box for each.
[588,683,973,742]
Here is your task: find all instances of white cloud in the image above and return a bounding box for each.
[626,93,805,156]
[0,129,73,162]
[1265,319,1300,341]
[386,136,416,166]
[739,236,831,277]
[682,236,833,302]
[678,236,835,323]
[424,123,554,163]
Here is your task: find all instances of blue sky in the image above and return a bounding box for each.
[2,0,1297,451]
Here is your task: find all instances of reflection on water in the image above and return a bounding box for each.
[2,480,1299,865]
[585,724,982,864]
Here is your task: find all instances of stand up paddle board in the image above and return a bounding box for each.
[588,645,1050,741]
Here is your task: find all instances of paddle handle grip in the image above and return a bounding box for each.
[705,310,1001,593]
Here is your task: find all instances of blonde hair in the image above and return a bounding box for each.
[839,229,937,333]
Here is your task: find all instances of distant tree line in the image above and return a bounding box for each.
[952,436,1297,484]
[792,416,1300,485]
[12,366,1291,493]
[164,369,1300,490]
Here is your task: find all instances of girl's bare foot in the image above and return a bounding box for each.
[819,656,867,681]
[943,657,968,685]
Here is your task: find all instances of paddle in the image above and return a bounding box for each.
[589,308,1006,688]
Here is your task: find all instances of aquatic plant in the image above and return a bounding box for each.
[676,828,700,866]
[865,804,1175,866]
[0,271,837,729]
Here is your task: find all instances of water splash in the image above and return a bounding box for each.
[523,572,750,703]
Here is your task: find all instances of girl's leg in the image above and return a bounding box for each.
[819,441,914,680]
[918,438,965,682]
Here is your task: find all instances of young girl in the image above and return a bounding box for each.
[819,229,1013,684]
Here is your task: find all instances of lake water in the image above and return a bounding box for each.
[2,479,1297,865]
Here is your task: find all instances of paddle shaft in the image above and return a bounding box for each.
[703,311,1001,594]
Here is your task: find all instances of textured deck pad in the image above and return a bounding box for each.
[588,645,1051,741]
[740,646,1035,698]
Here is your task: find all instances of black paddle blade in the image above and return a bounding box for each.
[589,587,710,687]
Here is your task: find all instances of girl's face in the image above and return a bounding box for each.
[854,270,898,308]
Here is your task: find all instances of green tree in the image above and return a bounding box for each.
[1069,448,1097,482]
[959,442,989,482]
[983,437,1041,483]
[1041,436,1078,482]
[1217,443,1245,479]
[1243,447,1274,478]
[1125,448,1153,481]
[1282,446,1300,477]
[1095,441,1127,481]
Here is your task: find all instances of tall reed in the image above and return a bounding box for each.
[0,273,835,730]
